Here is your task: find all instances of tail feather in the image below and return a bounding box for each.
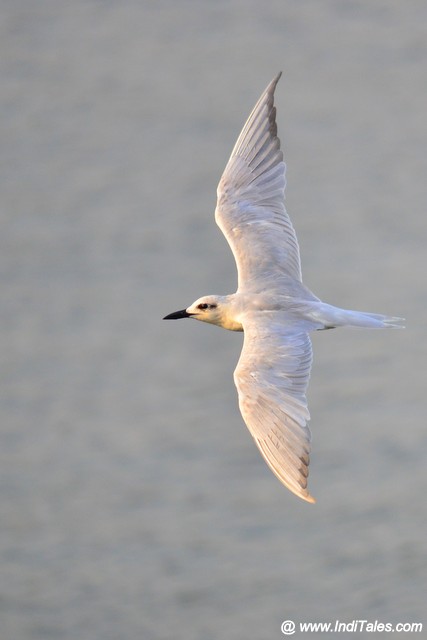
[312,303,405,329]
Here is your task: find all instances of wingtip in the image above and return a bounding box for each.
[269,71,282,92]
[291,487,316,504]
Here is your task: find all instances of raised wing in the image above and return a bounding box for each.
[215,73,302,290]
[234,315,314,503]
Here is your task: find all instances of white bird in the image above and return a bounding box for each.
[164,73,403,503]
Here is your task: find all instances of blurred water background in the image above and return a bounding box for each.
[1,1,426,638]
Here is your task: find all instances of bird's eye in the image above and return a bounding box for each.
[197,302,217,310]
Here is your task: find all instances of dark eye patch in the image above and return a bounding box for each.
[197,303,217,310]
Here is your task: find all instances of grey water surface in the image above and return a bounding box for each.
[1,2,426,639]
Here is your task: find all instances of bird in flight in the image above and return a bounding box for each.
[164,73,403,503]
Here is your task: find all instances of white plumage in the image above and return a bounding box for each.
[164,74,403,502]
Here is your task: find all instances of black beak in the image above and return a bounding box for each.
[163,309,191,320]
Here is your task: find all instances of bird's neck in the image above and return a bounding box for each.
[217,294,244,331]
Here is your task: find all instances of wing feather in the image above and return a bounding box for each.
[234,316,315,503]
[215,73,303,288]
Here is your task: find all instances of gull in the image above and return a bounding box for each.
[164,73,403,503]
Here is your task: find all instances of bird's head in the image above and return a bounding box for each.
[163,295,223,326]
[164,295,243,331]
